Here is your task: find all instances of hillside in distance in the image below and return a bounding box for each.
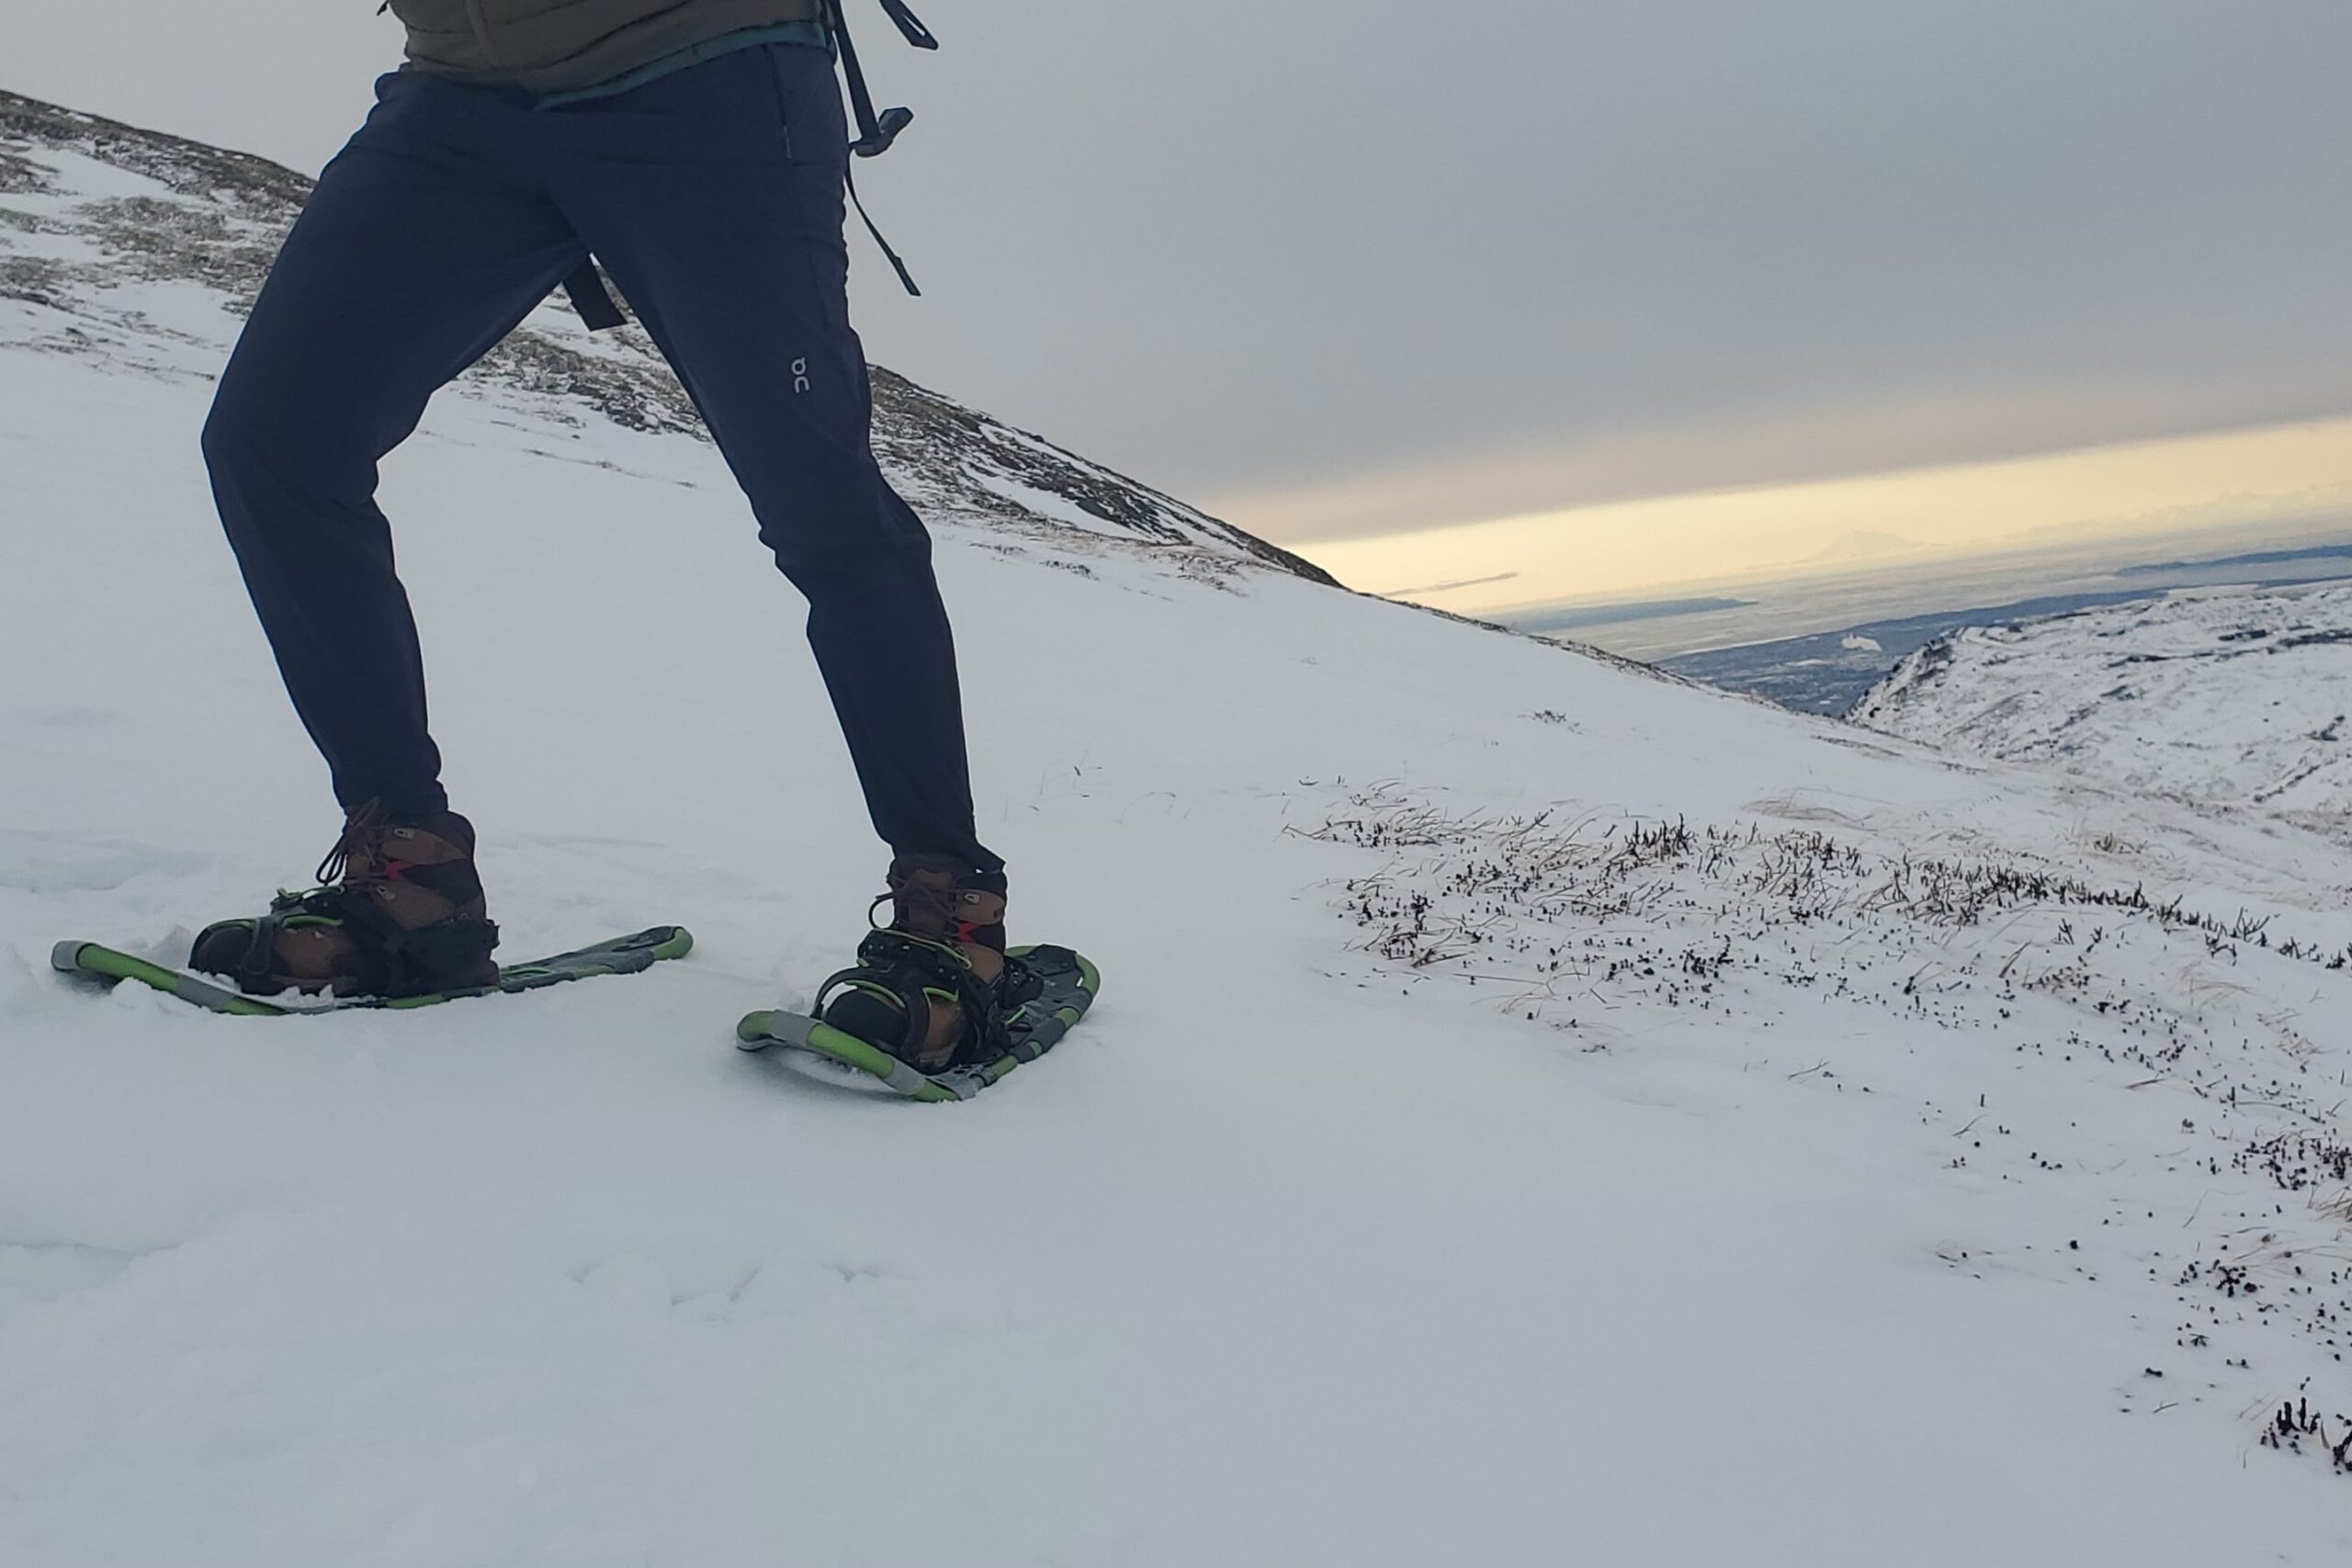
[0,87,1333,584]
[6,91,2352,1567]
[1855,581,2352,844]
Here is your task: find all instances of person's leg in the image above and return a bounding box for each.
[203,73,586,818]
[540,45,999,874]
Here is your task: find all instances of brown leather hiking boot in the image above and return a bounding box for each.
[189,801,501,998]
[818,854,1017,1072]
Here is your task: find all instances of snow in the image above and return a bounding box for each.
[7,102,2352,1567]
[1855,582,2352,843]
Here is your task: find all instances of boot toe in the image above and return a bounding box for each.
[188,919,259,981]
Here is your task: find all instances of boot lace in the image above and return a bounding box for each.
[314,799,390,892]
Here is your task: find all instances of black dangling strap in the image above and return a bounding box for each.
[844,163,921,297]
[560,258,627,331]
[826,0,891,153]
[876,0,938,49]
[825,0,926,296]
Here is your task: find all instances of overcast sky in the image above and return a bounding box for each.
[5,1,2349,565]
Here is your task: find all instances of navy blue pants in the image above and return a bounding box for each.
[203,45,999,874]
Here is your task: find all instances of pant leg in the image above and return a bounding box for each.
[538,45,1000,874]
[204,73,586,817]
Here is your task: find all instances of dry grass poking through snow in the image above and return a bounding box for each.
[1306,786,2352,1478]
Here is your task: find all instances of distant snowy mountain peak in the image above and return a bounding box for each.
[1855,581,2352,843]
[0,87,1330,584]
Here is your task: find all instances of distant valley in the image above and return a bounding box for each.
[1497,533,2352,715]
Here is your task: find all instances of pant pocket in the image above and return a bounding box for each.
[763,44,848,169]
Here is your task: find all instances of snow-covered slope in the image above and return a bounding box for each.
[6,97,2352,1566]
[1856,581,2352,843]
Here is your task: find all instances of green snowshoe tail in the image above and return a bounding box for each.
[737,944,1100,1101]
[1000,942,1099,1041]
[51,942,290,1016]
[53,926,693,1016]
[735,1012,967,1100]
[475,924,694,990]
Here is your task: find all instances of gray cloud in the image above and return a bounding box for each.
[6,1,2348,541]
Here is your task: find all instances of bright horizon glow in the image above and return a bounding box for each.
[1293,415,2352,615]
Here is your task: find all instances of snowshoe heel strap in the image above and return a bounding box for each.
[230,915,288,997]
[367,916,500,998]
[812,964,933,1059]
[818,930,1010,1069]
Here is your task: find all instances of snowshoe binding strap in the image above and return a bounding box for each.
[219,911,294,997]
[187,803,498,998]
[815,929,1010,1073]
[811,959,934,1062]
[192,888,499,999]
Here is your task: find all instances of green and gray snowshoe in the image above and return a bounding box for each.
[738,943,1100,1101]
[53,926,694,1016]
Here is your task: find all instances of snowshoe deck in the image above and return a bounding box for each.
[51,926,693,1016]
[737,943,1099,1101]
